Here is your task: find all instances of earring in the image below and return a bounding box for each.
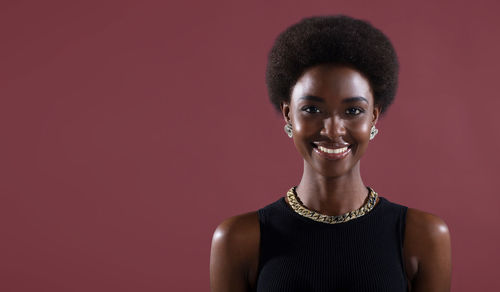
[284,123,293,138]
[369,125,378,140]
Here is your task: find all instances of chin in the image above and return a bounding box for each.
[307,159,358,179]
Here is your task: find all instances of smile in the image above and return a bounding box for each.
[312,143,351,160]
[317,145,349,154]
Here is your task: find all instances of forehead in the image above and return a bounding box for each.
[291,64,373,103]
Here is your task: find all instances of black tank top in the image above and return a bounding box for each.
[256,196,408,292]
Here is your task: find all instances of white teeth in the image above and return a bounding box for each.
[318,145,348,154]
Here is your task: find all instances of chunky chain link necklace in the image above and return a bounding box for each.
[286,186,378,224]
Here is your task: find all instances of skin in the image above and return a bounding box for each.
[210,64,452,292]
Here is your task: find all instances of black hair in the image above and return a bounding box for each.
[266,15,399,114]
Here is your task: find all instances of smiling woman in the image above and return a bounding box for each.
[210,15,451,292]
[285,65,376,180]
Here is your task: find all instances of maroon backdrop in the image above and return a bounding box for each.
[1,0,499,291]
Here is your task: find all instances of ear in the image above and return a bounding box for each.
[372,105,380,126]
[280,101,291,124]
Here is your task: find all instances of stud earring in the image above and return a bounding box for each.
[369,125,378,140]
[284,123,293,138]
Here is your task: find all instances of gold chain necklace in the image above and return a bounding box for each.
[286,186,378,224]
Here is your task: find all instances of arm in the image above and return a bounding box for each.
[210,212,260,292]
[404,208,452,292]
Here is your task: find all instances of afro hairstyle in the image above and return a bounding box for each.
[266,15,399,115]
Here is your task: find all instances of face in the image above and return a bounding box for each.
[281,64,380,178]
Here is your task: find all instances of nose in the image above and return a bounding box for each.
[320,116,346,139]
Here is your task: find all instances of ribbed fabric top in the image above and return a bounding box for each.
[256,196,408,292]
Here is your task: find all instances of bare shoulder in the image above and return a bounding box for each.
[210,212,260,292]
[211,212,260,258]
[213,211,260,236]
[406,208,450,238]
[404,208,452,292]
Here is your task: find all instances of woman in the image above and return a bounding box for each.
[210,15,451,292]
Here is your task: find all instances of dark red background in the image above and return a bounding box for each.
[1,0,499,291]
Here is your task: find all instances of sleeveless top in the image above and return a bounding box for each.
[256,196,408,292]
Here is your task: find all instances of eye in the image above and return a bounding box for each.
[302,106,321,114]
[345,107,364,115]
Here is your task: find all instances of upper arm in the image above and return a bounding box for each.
[404,208,452,292]
[210,212,260,292]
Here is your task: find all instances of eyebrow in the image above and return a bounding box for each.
[299,95,369,104]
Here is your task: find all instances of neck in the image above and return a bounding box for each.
[295,160,369,216]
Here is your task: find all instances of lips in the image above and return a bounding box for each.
[317,145,348,154]
[312,143,351,160]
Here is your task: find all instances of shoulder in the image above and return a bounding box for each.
[210,212,260,291]
[212,211,260,252]
[405,208,451,253]
[404,208,452,291]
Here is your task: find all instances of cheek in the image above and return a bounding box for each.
[348,119,371,140]
[292,118,304,133]
[291,115,319,134]
[359,122,371,134]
